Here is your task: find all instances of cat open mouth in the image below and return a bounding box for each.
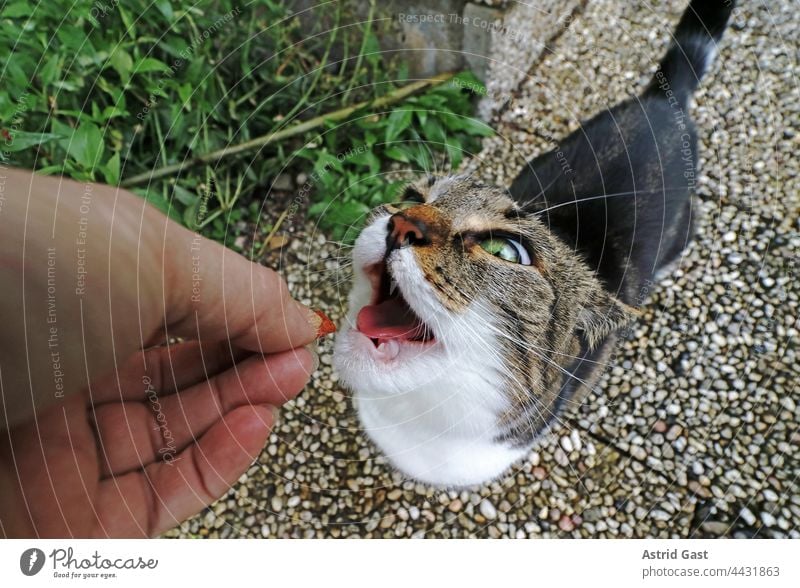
[355,261,435,354]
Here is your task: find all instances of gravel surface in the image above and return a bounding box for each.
[167,0,798,538]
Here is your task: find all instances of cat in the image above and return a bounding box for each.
[333,0,735,487]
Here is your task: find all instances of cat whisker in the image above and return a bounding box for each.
[464,297,604,408]
[428,278,598,413]
[512,170,564,207]
[455,296,591,381]
[532,187,688,216]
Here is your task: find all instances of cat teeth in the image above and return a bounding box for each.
[375,339,400,361]
[389,276,399,296]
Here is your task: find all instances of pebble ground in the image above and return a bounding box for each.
[167,0,798,538]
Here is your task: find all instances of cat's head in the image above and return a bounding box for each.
[333,174,635,486]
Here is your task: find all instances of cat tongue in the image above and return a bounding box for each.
[357,296,424,340]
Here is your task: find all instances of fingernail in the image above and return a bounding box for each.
[305,343,320,373]
[310,309,336,339]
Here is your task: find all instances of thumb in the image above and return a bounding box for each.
[157,218,331,353]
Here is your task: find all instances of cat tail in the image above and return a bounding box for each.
[645,0,735,105]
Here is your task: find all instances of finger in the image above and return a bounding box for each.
[92,347,312,477]
[90,339,250,404]
[0,393,98,538]
[91,404,273,537]
[159,225,323,353]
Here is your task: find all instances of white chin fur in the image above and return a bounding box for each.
[333,214,530,487]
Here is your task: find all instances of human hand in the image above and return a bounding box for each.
[0,167,332,537]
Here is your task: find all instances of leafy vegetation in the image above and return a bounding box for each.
[0,0,490,246]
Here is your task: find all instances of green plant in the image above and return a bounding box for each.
[1,0,490,247]
[296,70,492,241]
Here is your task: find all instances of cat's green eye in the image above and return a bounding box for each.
[479,237,532,265]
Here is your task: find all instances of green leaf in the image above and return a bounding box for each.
[450,70,486,94]
[444,139,464,169]
[109,49,133,83]
[117,4,135,35]
[39,54,60,85]
[172,184,199,206]
[384,146,412,163]
[183,198,201,229]
[315,199,370,228]
[3,52,34,89]
[1,130,62,152]
[102,105,128,119]
[51,119,73,139]
[52,79,82,92]
[448,115,494,137]
[349,150,380,174]
[385,180,406,200]
[361,28,381,73]
[133,57,171,74]
[396,61,409,82]
[66,122,105,169]
[439,111,465,132]
[368,179,405,207]
[177,83,193,110]
[314,150,344,175]
[384,108,413,143]
[155,0,174,21]
[416,93,447,109]
[52,109,102,124]
[308,201,329,216]
[1,1,32,18]
[411,145,432,171]
[292,147,313,163]
[422,117,447,145]
[102,152,120,185]
[36,165,65,175]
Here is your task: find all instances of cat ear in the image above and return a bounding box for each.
[577,288,640,348]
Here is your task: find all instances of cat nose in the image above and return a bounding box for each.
[386,212,430,251]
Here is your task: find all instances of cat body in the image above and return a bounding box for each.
[334,0,735,487]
